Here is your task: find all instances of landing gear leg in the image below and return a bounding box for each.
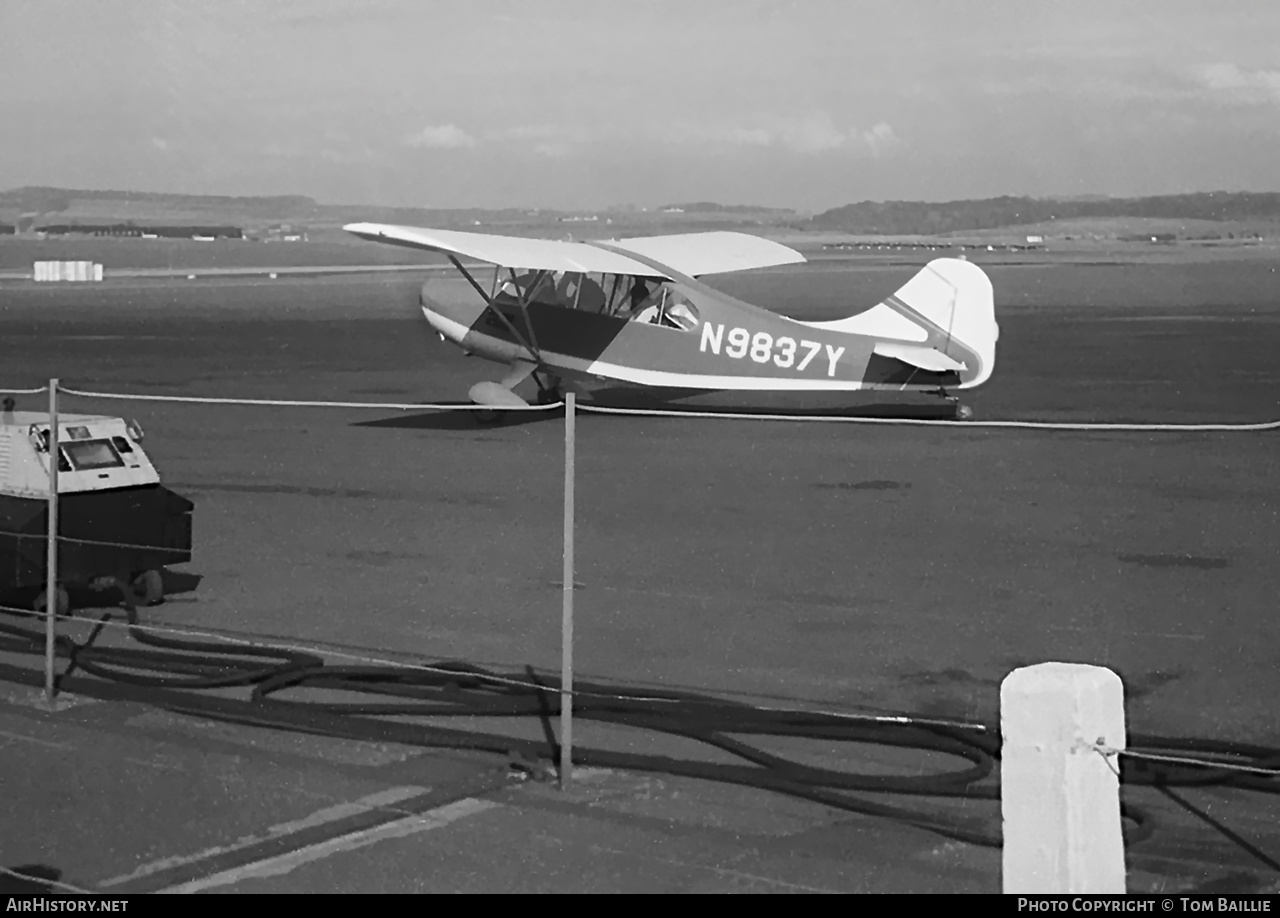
[532,372,563,405]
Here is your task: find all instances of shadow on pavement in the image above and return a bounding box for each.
[353,409,562,431]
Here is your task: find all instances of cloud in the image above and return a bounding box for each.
[696,116,902,156]
[484,124,589,157]
[320,145,378,164]
[531,142,573,158]
[858,122,900,157]
[1196,63,1280,103]
[774,117,849,153]
[687,116,849,153]
[721,127,773,146]
[486,115,891,156]
[405,124,476,149]
[495,124,558,141]
[398,116,902,159]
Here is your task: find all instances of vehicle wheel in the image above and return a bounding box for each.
[472,408,502,425]
[33,586,70,617]
[131,569,165,606]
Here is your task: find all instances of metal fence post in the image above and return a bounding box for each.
[45,378,60,705]
[560,392,576,789]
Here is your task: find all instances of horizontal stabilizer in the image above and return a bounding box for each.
[873,342,966,373]
[469,382,530,408]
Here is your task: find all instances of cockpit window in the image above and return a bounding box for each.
[62,439,125,471]
[486,269,699,330]
[624,284,701,331]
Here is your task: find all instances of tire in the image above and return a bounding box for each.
[33,586,71,617]
[131,569,165,606]
[472,408,503,426]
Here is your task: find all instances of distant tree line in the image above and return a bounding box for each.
[660,202,796,214]
[808,192,1280,234]
[0,187,318,218]
[35,223,243,239]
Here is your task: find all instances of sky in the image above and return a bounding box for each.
[1,0,1278,211]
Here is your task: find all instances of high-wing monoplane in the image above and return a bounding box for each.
[344,223,998,418]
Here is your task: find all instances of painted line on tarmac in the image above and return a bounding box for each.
[155,798,500,894]
[99,770,511,893]
[0,728,73,749]
[99,784,430,888]
[0,685,101,711]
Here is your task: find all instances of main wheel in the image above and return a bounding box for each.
[471,408,503,425]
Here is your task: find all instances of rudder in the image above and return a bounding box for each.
[883,258,998,388]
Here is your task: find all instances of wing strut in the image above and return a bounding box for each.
[447,256,543,365]
[504,267,545,359]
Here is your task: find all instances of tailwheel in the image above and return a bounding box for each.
[933,387,972,420]
[33,586,71,617]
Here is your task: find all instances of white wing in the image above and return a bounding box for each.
[603,232,806,276]
[344,223,663,275]
[345,224,805,278]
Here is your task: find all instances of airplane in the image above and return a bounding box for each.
[343,223,998,419]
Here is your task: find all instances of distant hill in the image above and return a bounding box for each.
[809,192,1280,234]
[0,187,806,240]
[8,186,1279,239]
[0,186,320,218]
[0,186,538,233]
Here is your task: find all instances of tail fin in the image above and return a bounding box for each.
[882,258,998,388]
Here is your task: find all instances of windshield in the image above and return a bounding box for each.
[619,281,701,330]
[62,439,125,471]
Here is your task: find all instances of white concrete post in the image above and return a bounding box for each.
[1001,662,1127,894]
